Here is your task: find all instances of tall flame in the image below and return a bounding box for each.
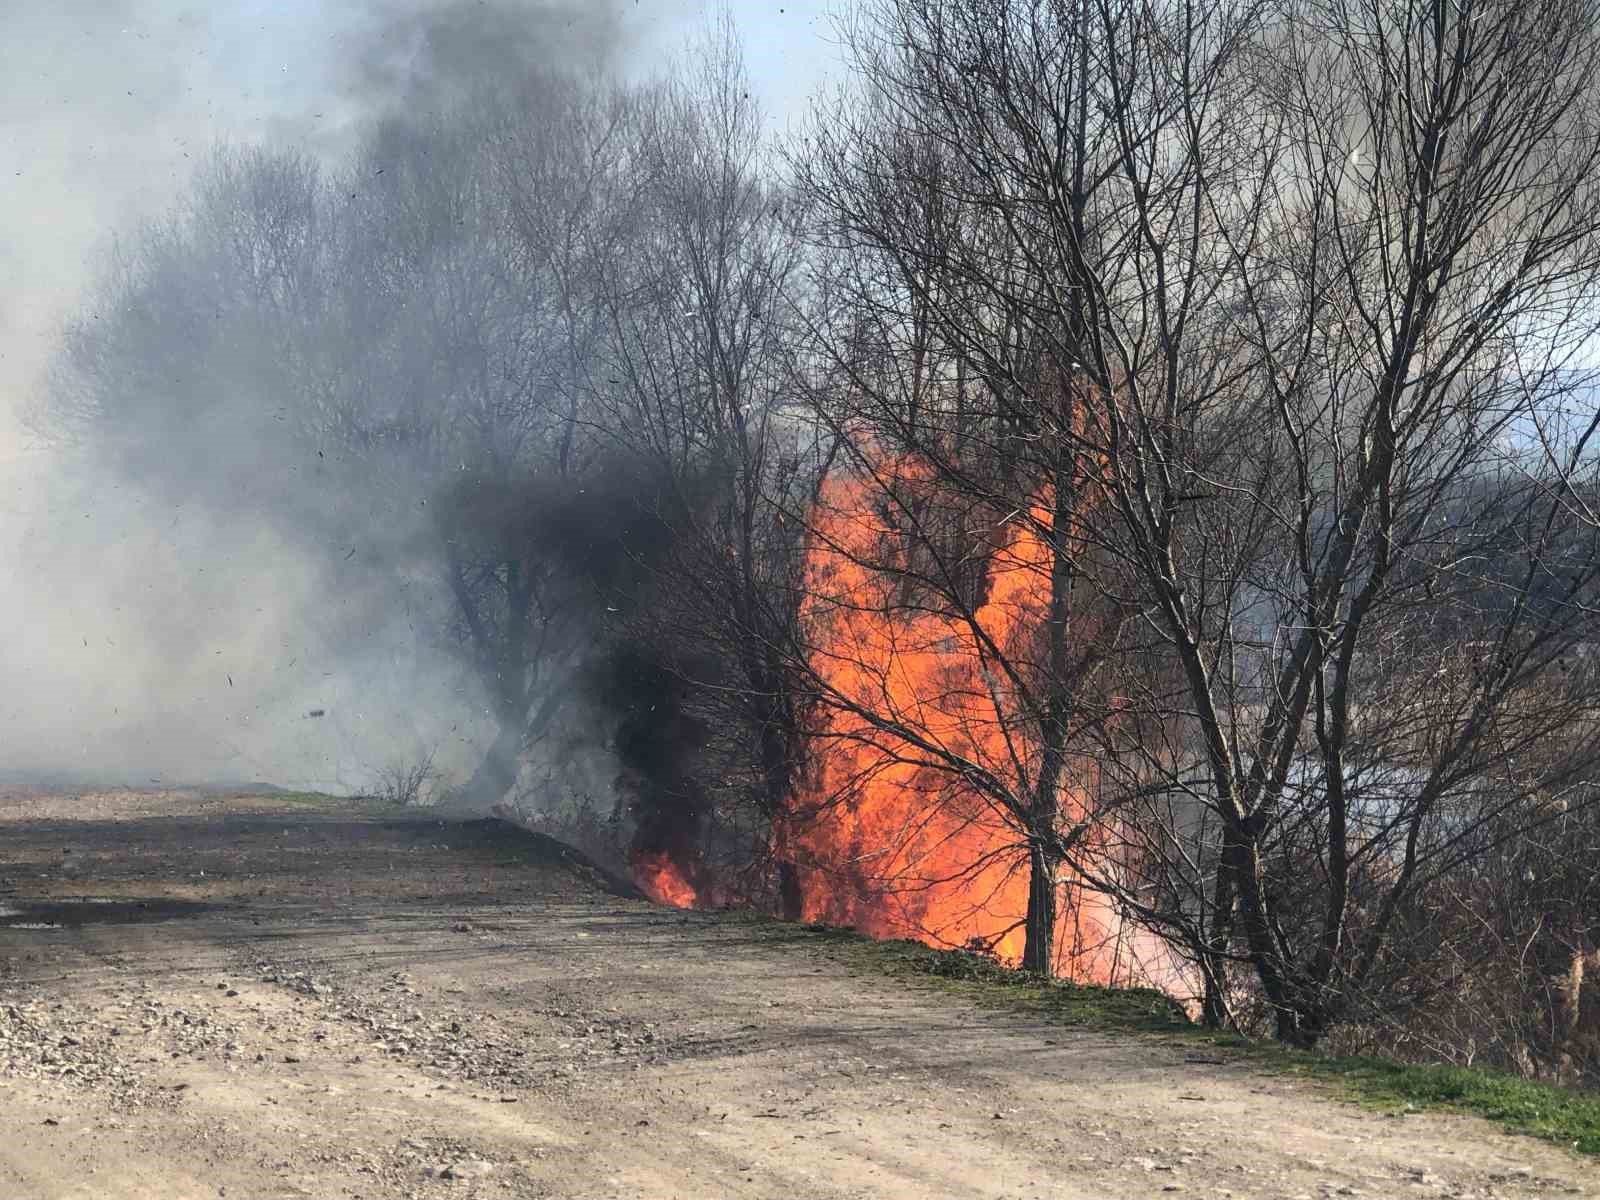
[777,459,1127,977]
[635,453,1166,988]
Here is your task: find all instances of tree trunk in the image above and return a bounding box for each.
[776,859,804,922]
[1022,841,1059,973]
[1199,963,1230,1030]
[1552,941,1599,1078]
[1021,427,1079,977]
[742,590,808,923]
[1199,859,1238,1029]
[1226,833,1325,1048]
[759,714,807,921]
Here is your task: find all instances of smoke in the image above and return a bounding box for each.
[0,1,686,793]
[597,645,713,873]
[340,0,628,119]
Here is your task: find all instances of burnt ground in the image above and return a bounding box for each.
[0,788,1591,1200]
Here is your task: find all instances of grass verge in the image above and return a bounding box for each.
[257,790,352,811]
[779,919,1600,1158]
[1290,1057,1600,1156]
[236,788,414,813]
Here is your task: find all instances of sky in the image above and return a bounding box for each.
[0,1,842,787]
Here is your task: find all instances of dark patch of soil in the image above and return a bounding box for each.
[0,897,223,928]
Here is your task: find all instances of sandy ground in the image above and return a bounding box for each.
[0,788,1592,1200]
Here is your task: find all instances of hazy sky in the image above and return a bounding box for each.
[0,0,840,464]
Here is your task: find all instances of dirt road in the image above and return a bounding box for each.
[0,788,1589,1200]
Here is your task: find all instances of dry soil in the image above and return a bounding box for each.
[0,787,1591,1200]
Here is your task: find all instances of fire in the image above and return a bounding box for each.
[779,457,1132,980]
[632,849,702,909]
[629,449,1169,989]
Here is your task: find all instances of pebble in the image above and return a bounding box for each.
[441,1159,494,1180]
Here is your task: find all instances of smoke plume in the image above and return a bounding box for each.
[0,1,669,796]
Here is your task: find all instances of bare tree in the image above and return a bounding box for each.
[1332,783,1600,1084]
[798,0,1600,1038]
[1082,0,1600,1046]
[43,145,325,496]
[788,0,1151,975]
[371,747,440,808]
[300,91,628,808]
[42,74,655,811]
[590,13,826,911]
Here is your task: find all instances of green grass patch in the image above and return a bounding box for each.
[232,788,402,813]
[1292,1057,1600,1156]
[775,920,1190,1032]
[779,918,1600,1157]
[242,789,358,811]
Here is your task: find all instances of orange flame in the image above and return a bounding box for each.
[633,849,701,909]
[779,457,1135,980]
[630,450,1177,992]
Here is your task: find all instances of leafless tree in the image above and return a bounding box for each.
[1332,787,1600,1084]
[589,13,828,910]
[1072,0,1600,1046]
[371,747,440,808]
[42,145,325,493]
[788,0,1151,975]
[42,74,654,811]
[798,0,1600,1039]
[298,88,637,808]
